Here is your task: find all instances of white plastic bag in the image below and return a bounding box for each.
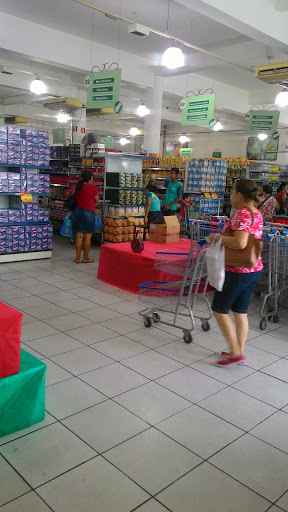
[205,239,225,291]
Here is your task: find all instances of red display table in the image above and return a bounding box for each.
[0,302,23,379]
[97,239,192,294]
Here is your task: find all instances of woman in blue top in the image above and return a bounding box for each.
[144,183,164,228]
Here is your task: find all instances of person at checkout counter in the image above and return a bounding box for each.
[149,167,183,215]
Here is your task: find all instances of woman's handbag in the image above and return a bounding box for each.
[224,209,262,268]
[66,195,76,211]
[131,230,144,253]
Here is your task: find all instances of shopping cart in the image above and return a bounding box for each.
[189,218,224,242]
[138,239,212,343]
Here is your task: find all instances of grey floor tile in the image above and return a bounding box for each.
[210,434,288,502]
[50,347,113,375]
[45,377,106,419]
[21,321,59,342]
[269,507,287,512]
[106,300,143,314]
[8,296,50,311]
[135,500,169,512]
[269,326,288,341]
[247,333,288,357]
[114,382,191,425]
[0,491,51,512]
[62,400,149,453]
[106,428,202,494]
[200,386,276,430]
[41,290,80,304]
[42,358,74,386]
[243,345,280,370]
[78,306,123,322]
[43,313,93,331]
[122,351,184,380]
[80,362,148,397]
[251,411,288,454]
[0,289,32,301]
[99,316,143,335]
[157,367,226,403]
[233,372,288,409]
[24,304,69,320]
[191,354,256,385]
[277,490,288,511]
[0,413,56,447]
[65,323,118,344]
[156,341,214,365]
[157,404,243,459]
[87,292,126,306]
[192,330,228,353]
[37,457,148,512]
[0,423,95,488]
[21,343,45,360]
[26,333,85,357]
[157,462,270,512]
[21,312,37,324]
[66,285,103,298]
[94,336,149,361]
[126,328,177,349]
[57,298,97,313]
[0,455,30,507]
[261,359,288,383]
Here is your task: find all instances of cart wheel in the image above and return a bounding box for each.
[184,332,193,344]
[144,317,152,328]
[273,314,280,324]
[260,318,267,331]
[254,291,261,298]
[152,313,160,323]
[201,321,210,332]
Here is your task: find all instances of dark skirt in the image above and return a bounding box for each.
[72,207,95,233]
[148,210,164,228]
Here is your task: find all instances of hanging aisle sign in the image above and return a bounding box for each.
[86,69,122,111]
[245,110,280,135]
[180,94,215,126]
[52,128,66,145]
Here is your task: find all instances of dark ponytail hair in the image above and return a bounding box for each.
[75,170,93,195]
[277,182,287,194]
[145,182,156,193]
[235,179,260,204]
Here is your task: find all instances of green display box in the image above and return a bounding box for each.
[0,349,46,438]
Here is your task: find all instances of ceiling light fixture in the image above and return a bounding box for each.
[130,127,139,136]
[119,137,129,145]
[212,121,223,132]
[137,102,149,117]
[161,41,184,69]
[258,133,268,141]
[29,76,47,95]
[179,135,188,143]
[275,89,288,107]
[57,112,70,123]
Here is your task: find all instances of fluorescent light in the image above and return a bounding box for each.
[119,137,129,145]
[258,133,268,141]
[130,127,139,136]
[275,90,288,107]
[137,103,149,117]
[161,42,184,69]
[179,135,188,143]
[212,121,223,132]
[57,112,70,123]
[30,77,47,95]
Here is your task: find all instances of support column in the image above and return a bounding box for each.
[72,107,86,144]
[143,76,163,154]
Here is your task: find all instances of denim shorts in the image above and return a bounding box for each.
[72,207,95,234]
[212,271,261,314]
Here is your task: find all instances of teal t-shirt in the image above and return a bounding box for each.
[163,179,183,210]
[146,191,161,211]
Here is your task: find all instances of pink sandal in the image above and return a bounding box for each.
[216,355,246,367]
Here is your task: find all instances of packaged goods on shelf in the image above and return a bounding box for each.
[0,126,50,168]
[186,158,227,193]
[0,224,53,254]
[106,172,146,188]
[225,157,252,169]
[106,205,145,217]
[158,156,188,169]
[105,188,145,205]
[50,146,69,160]
[187,194,222,216]
[104,216,145,243]
[68,143,105,159]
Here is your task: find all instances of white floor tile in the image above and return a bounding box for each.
[277,491,288,511]
[210,434,288,502]
[0,455,30,507]
[24,304,69,320]
[50,347,113,375]
[65,323,118,344]
[251,411,288,454]
[68,286,104,298]
[269,326,288,341]
[156,341,214,365]
[21,312,37,324]
[200,387,276,430]
[233,372,288,409]
[247,333,288,357]
[41,290,80,304]
[0,289,32,301]
[191,354,256,385]
[114,382,191,425]
[107,300,144,314]
[78,306,123,322]
[156,367,226,403]
[21,321,59,342]
[42,359,73,386]
[0,413,56,447]
[106,428,202,494]
[261,359,288,383]
[122,350,184,380]
[157,462,269,512]
[45,377,106,419]
[26,333,85,357]
[157,405,243,459]
[86,292,126,306]
[80,362,148,397]
[0,491,52,512]
[37,457,149,512]
[43,313,93,331]
[62,400,149,453]
[192,331,228,352]
[8,296,50,312]
[0,423,95,488]
[57,298,97,313]
[99,316,143,335]
[94,336,149,361]
[242,345,280,370]
[135,500,169,512]
[126,328,178,349]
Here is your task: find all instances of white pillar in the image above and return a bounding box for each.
[72,107,86,144]
[143,76,163,154]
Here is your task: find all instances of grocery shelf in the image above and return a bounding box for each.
[50,184,69,187]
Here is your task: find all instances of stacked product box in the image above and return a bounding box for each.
[0,204,50,225]
[0,126,50,168]
[0,171,50,194]
[186,158,228,193]
[0,225,53,254]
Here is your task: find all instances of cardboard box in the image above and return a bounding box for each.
[149,216,180,244]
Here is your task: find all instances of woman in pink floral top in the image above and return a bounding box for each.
[258,184,279,223]
[209,180,263,367]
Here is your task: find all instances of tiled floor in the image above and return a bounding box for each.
[1,235,288,511]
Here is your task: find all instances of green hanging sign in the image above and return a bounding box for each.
[245,110,280,135]
[86,69,122,111]
[52,127,65,144]
[180,148,193,158]
[101,136,114,149]
[181,94,216,126]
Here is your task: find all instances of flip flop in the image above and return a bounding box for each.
[82,259,94,263]
[73,259,81,264]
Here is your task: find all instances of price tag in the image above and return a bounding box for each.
[211,193,218,199]
[204,193,210,198]
[21,193,33,203]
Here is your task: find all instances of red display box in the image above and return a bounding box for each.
[0,302,23,379]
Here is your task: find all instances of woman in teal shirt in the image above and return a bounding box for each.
[144,183,164,228]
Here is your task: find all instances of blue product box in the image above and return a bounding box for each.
[0,151,8,165]
[8,141,21,152]
[0,126,7,140]
[8,151,21,165]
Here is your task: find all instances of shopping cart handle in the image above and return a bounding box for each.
[282,229,288,236]
[197,239,207,247]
